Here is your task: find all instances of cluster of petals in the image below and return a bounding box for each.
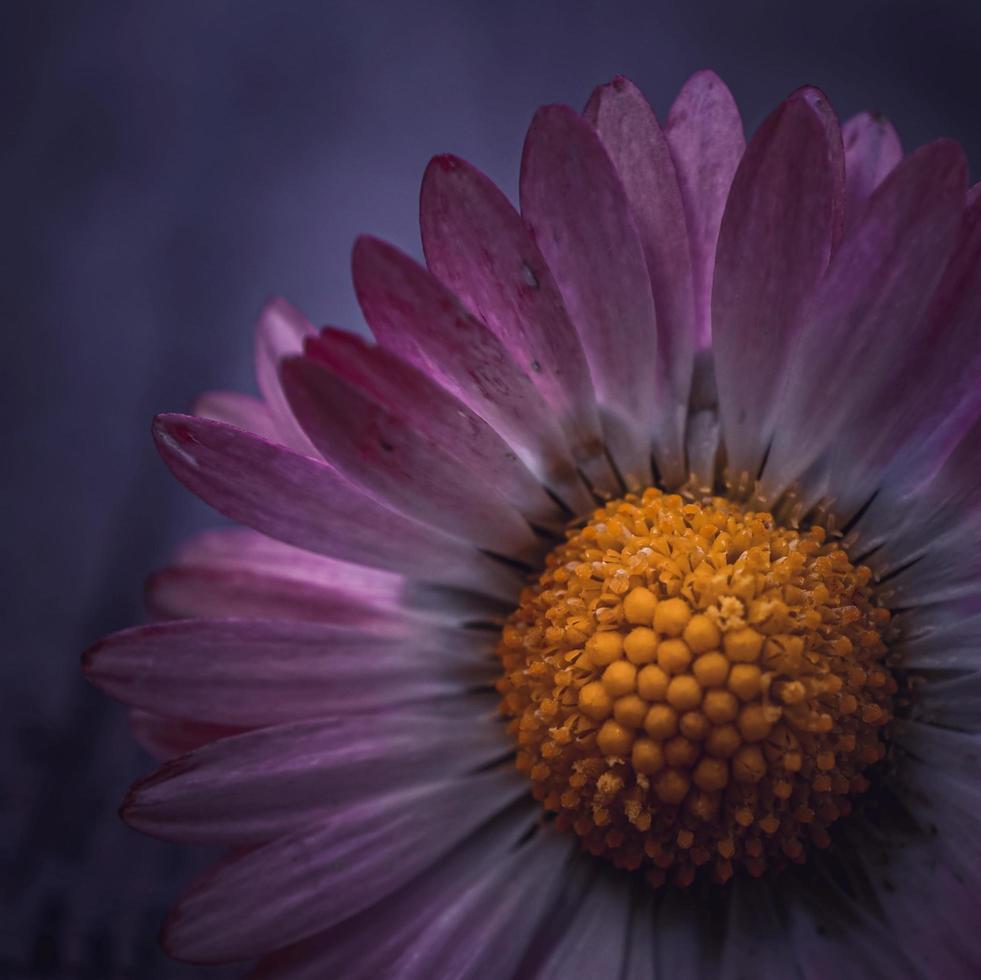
[84,70,981,978]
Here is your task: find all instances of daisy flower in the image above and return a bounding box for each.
[85,71,981,978]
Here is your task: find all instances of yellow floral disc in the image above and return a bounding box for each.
[496,489,895,886]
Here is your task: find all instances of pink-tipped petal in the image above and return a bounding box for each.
[123,706,506,845]
[585,76,695,487]
[254,298,318,455]
[155,525,487,626]
[665,70,745,347]
[305,329,559,525]
[832,187,981,530]
[128,709,245,762]
[712,87,845,489]
[146,565,412,630]
[520,104,658,489]
[760,140,966,502]
[280,355,538,557]
[352,236,592,509]
[152,414,522,599]
[84,618,493,726]
[419,155,604,465]
[842,111,903,234]
[162,769,527,963]
[192,390,280,443]
[170,527,404,596]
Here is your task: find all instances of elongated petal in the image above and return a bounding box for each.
[520,104,657,488]
[665,70,745,347]
[128,709,245,761]
[842,112,902,233]
[840,190,981,536]
[84,618,494,726]
[895,610,981,670]
[152,414,522,599]
[248,802,540,980]
[855,835,981,975]
[254,298,317,454]
[532,866,631,978]
[720,878,800,980]
[305,329,559,525]
[123,705,506,844]
[622,890,656,980]
[281,355,538,557]
[712,87,844,489]
[153,526,431,626]
[193,391,280,443]
[585,76,695,486]
[419,155,604,464]
[163,769,527,962]
[162,526,501,628]
[352,236,591,509]
[760,139,966,503]
[907,670,981,732]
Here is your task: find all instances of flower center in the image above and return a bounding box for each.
[496,488,895,886]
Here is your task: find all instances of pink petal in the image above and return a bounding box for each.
[842,111,902,234]
[712,87,845,490]
[248,802,541,980]
[585,76,696,487]
[520,104,657,489]
[84,618,495,726]
[368,829,571,980]
[305,328,559,526]
[254,297,318,455]
[281,355,539,557]
[248,798,540,980]
[123,706,506,844]
[760,139,966,502]
[171,527,404,597]
[146,565,416,630]
[159,526,491,627]
[162,769,527,963]
[836,186,981,530]
[128,709,245,761]
[873,417,981,608]
[152,413,522,599]
[351,236,592,510]
[419,155,605,470]
[192,390,280,443]
[665,70,745,348]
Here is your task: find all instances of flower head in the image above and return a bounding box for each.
[86,71,981,977]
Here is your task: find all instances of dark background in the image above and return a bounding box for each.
[3,1,981,976]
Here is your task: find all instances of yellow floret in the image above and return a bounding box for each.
[683,614,721,654]
[666,674,702,711]
[692,651,729,687]
[602,660,637,697]
[654,597,692,637]
[578,680,613,721]
[597,719,634,756]
[657,637,692,674]
[623,626,658,665]
[586,630,623,667]
[613,694,648,729]
[623,586,658,625]
[631,737,665,774]
[644,703,678,739]
[724,627,764,663]
[637,664,669,701]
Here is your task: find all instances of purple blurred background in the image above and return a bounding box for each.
[4,1,981,976]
